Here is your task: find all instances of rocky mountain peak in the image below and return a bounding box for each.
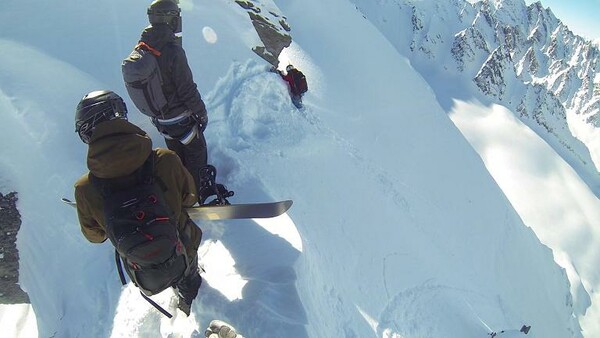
[352,0,600,177]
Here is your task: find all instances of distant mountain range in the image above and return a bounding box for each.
[352,0,600,188]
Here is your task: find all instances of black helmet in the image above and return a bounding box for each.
[148,0,182,33]
[75,90,128,144]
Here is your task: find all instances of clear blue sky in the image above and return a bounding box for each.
[525,0,600,43]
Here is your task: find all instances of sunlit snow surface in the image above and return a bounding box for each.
[0,0,598,337]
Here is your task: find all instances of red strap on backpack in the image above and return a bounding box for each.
[136,42,162,57]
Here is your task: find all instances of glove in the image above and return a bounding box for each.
[204,320,239,338]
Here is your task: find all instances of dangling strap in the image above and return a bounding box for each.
[139,291,173,318]
[114,250,173,318]
[115,249,127,285]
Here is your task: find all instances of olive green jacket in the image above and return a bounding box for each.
[74,119,200,256]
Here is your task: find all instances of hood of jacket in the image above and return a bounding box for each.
[140,24,181,50]
[86,119,153,178]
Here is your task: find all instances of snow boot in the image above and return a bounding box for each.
[177,296,192,316]
[204,320,240,338]
[176,263,202,317]
[198,165,234,205]
[291,95,303,109]
[197,165,217,204]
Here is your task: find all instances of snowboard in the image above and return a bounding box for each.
[61,198,293,220]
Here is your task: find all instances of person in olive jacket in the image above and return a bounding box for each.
[73,90,202,315]
[136,0,229,204]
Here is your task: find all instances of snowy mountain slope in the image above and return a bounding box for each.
[0,0,590,337]
[449,101,600,336]
[275,0,579,336]
[350,0,600,193]
[348,0,600,335]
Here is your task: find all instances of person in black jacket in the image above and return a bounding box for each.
[139,0,230,204]
[73,90,203,316]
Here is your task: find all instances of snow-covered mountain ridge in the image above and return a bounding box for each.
[348,0,600,335]
[352,0,600,190]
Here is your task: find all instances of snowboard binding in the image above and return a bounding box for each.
[198,165,234,206]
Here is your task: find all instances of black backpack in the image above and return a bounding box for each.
[122,42,168,118]
[90,152,188,298]
[291,69,308,95]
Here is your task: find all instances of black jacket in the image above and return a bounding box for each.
[140,24,207,119]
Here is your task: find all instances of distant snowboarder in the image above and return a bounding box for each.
[73,90,203,317]
[489,325,531,337]
[276,64,308,109]
[123,0,231,204]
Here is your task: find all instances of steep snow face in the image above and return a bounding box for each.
[276,0,580,337]
[352,0,600,175]
[0,0,587,337]
[450,100,600,337]
[350,0,600,335]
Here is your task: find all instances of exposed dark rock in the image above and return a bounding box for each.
[235,0,292,66]
[474,46,513,100]
[0,191,30,304]
[452,26,489,72]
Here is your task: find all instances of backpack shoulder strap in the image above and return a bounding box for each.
[138,151,156,186]
[136,41,162,57]
[89,153,156,197]
[148,150,171,193]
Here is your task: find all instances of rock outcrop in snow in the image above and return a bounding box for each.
[235,0,292,65]
[0,192,29,304]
